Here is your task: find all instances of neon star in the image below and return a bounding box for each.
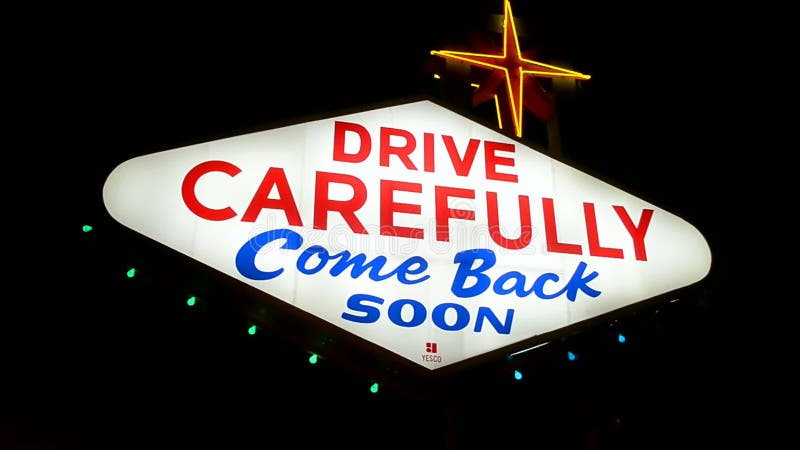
[431,0,590,137]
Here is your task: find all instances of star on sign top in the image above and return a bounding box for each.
[431,0,590,138]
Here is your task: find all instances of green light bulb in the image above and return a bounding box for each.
[126,268,136,278]
[370,382,379,394]
[309,353,318,364]
[247,325,257,335]
[186,296,196,307]
[82,225,93,232]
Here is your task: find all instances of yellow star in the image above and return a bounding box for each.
[431,0,590,138]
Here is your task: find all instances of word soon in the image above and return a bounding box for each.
[341,293,515,335]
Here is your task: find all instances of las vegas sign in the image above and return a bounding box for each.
[103,98,711,372]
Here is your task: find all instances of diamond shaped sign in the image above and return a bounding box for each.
[103,98,711,371]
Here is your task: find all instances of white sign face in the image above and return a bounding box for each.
[103,99,711,371]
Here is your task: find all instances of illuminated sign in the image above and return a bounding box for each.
[431,0,590,137]
[103,99,711,371]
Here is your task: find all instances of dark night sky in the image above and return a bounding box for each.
[4,1,784,449]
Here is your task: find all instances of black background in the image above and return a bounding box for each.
[5,1,784,449]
